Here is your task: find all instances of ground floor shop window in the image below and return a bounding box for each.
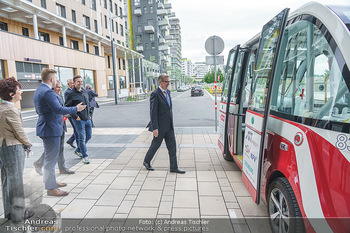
[54,66,74,94]
[108,75,114,90]
[120,76,126,89]
[0,60,4,80]
[15,61,47,82]
[81,69,95,89]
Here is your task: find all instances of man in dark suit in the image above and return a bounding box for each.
[33,69,85,197]
[85,84,99,128]
[144,74,185,174]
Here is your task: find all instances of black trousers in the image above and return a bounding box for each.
[144,129,178,170]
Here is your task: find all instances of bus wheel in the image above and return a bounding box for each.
[223,152,233,161]
[267,177,305,233]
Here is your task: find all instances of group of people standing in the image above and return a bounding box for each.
[0,68,100,222]
[0,71,184,223]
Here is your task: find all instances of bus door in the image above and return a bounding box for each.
[241,8,289,204]
[218,45,240,159]
[226,48,252,167]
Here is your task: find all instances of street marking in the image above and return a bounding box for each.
[31,142,219,148]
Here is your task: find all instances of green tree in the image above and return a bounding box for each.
[203,69,224,83]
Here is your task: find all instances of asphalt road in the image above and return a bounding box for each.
[23,89,216,128]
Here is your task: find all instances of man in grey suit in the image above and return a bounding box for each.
[33,69,85,197]
[143,74,185,174]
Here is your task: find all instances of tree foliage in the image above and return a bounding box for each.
[203,69,224,83]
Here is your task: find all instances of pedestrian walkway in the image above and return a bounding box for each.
[0,127,271,233]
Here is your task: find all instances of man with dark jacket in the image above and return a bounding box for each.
[65,75,92,164]
[85,84,99,128]
[65,79,77,149]
[143,74,185,174]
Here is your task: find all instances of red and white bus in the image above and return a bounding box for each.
[218,2,350,233]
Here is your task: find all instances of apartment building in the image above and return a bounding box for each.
[193,62,209,82]
[181,58,193,78]
[168,16,181,80]
[127,0,177,91]
[0,0,142,108]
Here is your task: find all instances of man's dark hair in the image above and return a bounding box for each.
[0,77,21,101]
[41,68,56,82]
[73,75,82,82]
[158,74,169,82]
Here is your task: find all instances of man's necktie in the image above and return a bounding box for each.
[164,91,170,107]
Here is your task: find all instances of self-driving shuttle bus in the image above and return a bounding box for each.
[218,2,350,233]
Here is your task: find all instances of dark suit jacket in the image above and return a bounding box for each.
[147,87,173,133]
[64,87,72,101]
[87,89,99,108]
[34,83,77,137]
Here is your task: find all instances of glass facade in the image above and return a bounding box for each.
[0,60,4,80]
[80,69,95,89]
[54,66,74,94]
[120,76,126,89]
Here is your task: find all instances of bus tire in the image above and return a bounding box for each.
[267,177,305,233]
[223,152,233,161]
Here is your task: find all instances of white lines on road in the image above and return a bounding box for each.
[22,115,38,121]
[31,142,218,148]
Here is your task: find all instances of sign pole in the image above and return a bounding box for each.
[205,35,224,133]
[214,36,218,132]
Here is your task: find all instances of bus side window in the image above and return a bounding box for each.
[243,53,255,108]
[272,19,350,124]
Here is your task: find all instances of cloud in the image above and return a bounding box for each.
[171,0,349,63]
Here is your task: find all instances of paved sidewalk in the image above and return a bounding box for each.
[0,127,270,233]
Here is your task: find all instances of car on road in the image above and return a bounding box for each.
[191,86,204,97]
[177,86,187,92]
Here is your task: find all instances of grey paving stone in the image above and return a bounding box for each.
[96,189,127,206]
[173,191,198,208]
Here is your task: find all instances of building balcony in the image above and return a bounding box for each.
[160,54,166,61]
[134,9,142,16]
[159,45,169,51]
[157,2,164,9]
[168,12,175,18]
[164,3,172,9]
[157,9,168,16]
[136,45,144,52]
[159,37,165,44]
[164,35,173,40]
[158,18,169,27]
[144,25,155,33]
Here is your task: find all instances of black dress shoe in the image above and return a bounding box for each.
[170,168,186,174]
[66,141,76,149]
[60,169,75,174]
[33,162,43,175]
[143,162,154,171]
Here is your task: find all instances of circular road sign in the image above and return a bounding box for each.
[205,35,224,55]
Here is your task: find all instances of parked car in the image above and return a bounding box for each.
[177,86,187,92]
[191,86,204,96]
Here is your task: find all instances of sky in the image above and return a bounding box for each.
[170,0,349,64]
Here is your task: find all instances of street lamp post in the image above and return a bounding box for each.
[109,12,127,105]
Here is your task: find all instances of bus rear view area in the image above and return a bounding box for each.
[218,2,350,233]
